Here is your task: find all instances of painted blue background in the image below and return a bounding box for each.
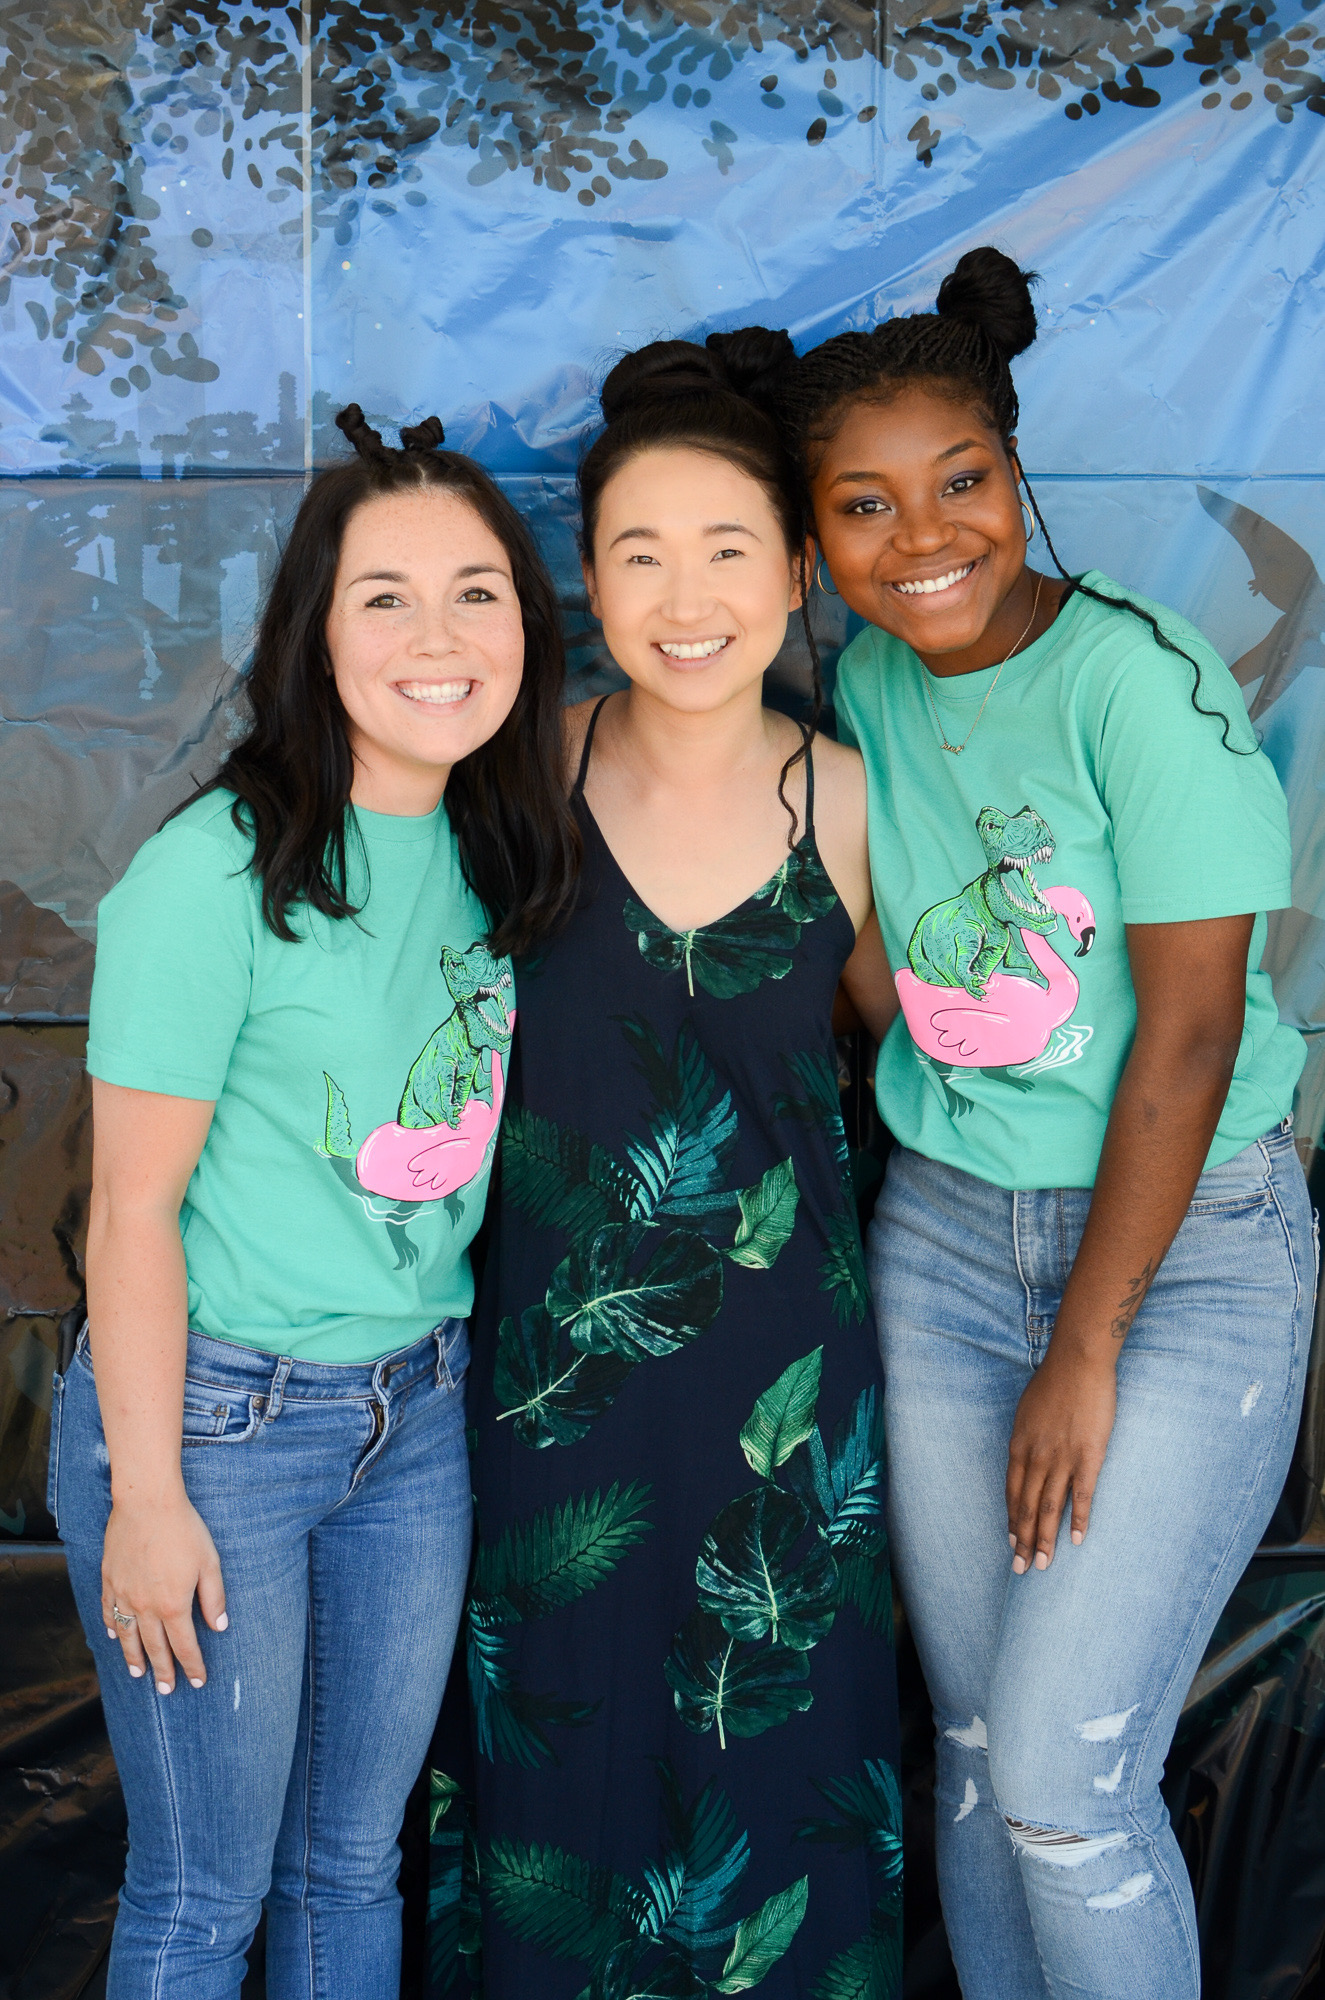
[1,0,1323,1121]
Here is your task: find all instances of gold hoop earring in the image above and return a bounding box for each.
[815,558,840,597]
[1020,498,1035,543]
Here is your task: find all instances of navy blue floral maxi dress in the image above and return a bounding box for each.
[431,701,903,1999]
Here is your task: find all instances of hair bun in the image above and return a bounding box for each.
[599,341,719,423]
[936,247,1038,361]
[335,403,393,461]
[706,326,796,404]
[400,415,446,452]
[599,328,795,425]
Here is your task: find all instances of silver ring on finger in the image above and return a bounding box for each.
[112,1604,136,1629]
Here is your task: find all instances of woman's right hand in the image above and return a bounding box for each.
[101,1492,228,1693]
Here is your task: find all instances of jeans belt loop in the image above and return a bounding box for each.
[264,1355,294,1422]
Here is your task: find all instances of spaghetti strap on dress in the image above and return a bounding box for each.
[432,698,903,1997]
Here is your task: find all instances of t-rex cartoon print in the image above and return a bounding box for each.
[896,805,1096,1077]
[906,805,1060,998]
[320,940,515,1211]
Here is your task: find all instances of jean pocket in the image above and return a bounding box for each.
[1187,1141,1274,1216]
[181,1382,264,1445]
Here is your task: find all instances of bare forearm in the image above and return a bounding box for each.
[839,910,901,1044]
[86,1197,190,1507]
[1052,1036,1238,1361]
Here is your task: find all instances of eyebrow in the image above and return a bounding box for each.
[829,438,986,488]
[347,563,509,587]
[606,521,760,550]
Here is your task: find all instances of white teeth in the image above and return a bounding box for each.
[658,638,730,660]
[397,680,473,705]
[893,564,975,597]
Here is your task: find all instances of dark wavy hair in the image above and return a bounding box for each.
[172,405,580,954]
[579,332,824,845]
[774,247,1244,750]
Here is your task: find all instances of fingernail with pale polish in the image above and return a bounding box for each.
[106,1627,118,1640]
[157,1681,172,1695]
[1008,1533,1017,1550]
[128,1665,145,1678]
[1035,1552,1048,1570]
[1012,1555,1027,1575]
[1071,1529,1084,1545]
[189,1678,204,1689]
[216,1613,229,1631]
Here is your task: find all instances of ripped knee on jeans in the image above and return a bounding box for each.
[1003,1818,1130,1869]
[1003,1819,1157,1909]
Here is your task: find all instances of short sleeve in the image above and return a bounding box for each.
[833,688,860,751]
[1096,617,1292,925]
[832,632,877,751]
[87,816,256,1100]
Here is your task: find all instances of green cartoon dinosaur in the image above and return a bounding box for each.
[320,940,515,1266]
[907,806,1059,1000]
[397,942,515,1130]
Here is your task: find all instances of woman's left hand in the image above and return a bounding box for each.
[1006,1346,1118,1572]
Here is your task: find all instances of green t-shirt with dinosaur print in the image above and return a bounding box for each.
[836,571,1304,1192]
[87,789,513,1361]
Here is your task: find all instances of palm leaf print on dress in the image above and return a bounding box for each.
[774,1052,869,1324]
[796,1762,905,2000]
[625,847,839,999]
[667,1352,891,1745]
[428,1770,482,1995]
[497,1019,799,1448]
[484,1758,808,1996]
[467,1482,653,1767]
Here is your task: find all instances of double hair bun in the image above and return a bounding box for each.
[599,325,796,423]
[335,403,448,459]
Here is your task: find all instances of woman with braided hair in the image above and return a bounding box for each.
[51,406,577,1997]
[771,250,1312,1996]
[441,334,903,1995]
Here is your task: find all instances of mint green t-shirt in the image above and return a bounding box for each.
[87,790,514,1361]
[836,572,1304,1191]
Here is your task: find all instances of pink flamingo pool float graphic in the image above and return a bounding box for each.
[321,942,514,1204]
[353,1049,508,1198]
[897,884,1096,1068]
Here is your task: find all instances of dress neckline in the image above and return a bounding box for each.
[572,694,823,941]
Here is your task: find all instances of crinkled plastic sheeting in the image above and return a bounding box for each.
[1,2,1323,1993]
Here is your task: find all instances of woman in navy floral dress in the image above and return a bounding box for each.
[432,333,903,1999]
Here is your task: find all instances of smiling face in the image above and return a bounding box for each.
[325,486,525,813]
[583,445,802,715]
[807,383,1032,674]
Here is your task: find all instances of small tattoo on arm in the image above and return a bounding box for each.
[1111,1259,1157,1340]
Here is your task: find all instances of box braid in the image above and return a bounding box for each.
[774,247,1246,752]
[579,331,826,849]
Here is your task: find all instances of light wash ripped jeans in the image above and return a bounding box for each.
[869,1121,1315,2000]
[51,1319,472,2000]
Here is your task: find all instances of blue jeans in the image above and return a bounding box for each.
[50,1321,472,2000]
[869,1123,1315,2000]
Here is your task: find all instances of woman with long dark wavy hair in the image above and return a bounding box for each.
[48,407,578,2000]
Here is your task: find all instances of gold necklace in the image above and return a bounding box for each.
[921,575,1043,756]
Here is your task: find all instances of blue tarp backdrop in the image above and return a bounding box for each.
[1,5,1323,1505]
[2,2,1323,1107]
[2,11,1325,1997]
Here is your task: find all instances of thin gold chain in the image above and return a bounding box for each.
[922,575,1044,756]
